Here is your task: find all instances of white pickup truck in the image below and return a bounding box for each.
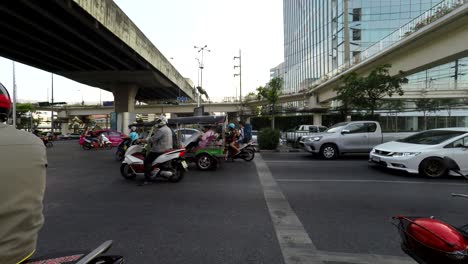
[299,121,414,159]
[285,125,328,142]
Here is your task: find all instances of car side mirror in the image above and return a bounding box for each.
[443,156,461,172]
[341,129,350,134]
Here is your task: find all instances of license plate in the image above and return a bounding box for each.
[372,156,380,162]
[181,160,188,169]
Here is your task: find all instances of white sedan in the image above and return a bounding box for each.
[369,128,468,178]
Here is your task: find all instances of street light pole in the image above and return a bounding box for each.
[51,73,54,134]
[234,50,242,103]
[12,61,17,128]
[194,45,210,89]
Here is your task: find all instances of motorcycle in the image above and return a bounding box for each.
[41,137,53,148]
[25,240,123,263]
[393,157,468,264]
[82,136,112,150]
[115,137,133,161]
[226,142,255,161]
[120,144,188,183]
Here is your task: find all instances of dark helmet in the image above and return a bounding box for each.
[0,83,11,122]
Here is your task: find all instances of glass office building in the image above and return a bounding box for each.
[283,0,446,96]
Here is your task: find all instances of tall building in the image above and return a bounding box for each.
[283,0,447,97]
[270,62,285,80]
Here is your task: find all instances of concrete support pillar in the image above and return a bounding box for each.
[112,85,139,134]
[410,116,418,131]
[313,114,322,126]
[61,122,70,134]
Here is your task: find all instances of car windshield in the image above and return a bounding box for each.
[397,130,466,145]
[326,122,349,133]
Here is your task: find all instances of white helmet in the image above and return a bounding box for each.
[155,115,167,127]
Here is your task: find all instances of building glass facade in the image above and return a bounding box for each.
[283,0,446,98]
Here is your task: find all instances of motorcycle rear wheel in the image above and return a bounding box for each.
[82,143,92,150]
[242,149,255,161]
[169,164,185,183]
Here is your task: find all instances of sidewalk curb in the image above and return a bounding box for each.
[258,148,304,153]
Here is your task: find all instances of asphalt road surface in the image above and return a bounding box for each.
[36,141,468,264]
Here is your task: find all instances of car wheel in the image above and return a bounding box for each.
[320,144,338,160]
[196,153,214,171]
[120,164,136,179]
[419,157,446,178]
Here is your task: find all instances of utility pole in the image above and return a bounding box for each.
[234,50,242,103]
[12,61,17,128]
[50,73,54,134]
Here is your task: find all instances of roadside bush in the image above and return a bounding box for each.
[258,128,280,150]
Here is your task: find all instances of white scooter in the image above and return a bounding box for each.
[120,144,188,183]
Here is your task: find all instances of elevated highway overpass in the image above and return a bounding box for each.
[255,1,468,109]
[0,0,195,131]
[46,103,243,119]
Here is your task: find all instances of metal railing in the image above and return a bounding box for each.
[357,0,468,64]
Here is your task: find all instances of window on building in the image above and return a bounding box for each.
[352,8,362,22]
[352,29,361,41]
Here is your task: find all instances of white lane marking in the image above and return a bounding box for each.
[276,179,468,186]
[254,154,324,264]
[317,250,416,264]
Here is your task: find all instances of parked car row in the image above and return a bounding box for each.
[299,120,468,178]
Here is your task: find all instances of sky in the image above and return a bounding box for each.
[0,0,283,104]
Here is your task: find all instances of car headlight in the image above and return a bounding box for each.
[303,136,322,143]
[392,152,421,157]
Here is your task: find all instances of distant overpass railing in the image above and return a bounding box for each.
[307,0,468,90]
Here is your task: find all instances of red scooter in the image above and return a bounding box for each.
[393,157,468,264]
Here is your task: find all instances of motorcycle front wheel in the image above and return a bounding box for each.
[120,164,137,180]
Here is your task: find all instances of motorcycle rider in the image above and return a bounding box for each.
[137,115,173,185]
[0,83,47,263]
[226,123,240,156]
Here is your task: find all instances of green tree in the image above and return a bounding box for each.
[69,116,83,133]
[415,98,438,130]
[381,99,406,132]
[437,98,459,127]
[244,92,257,103]
[335,64,408,118]
[256,77,283,129]
[15,103,36,130]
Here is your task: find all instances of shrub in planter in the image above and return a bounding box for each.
[258,128,280,150]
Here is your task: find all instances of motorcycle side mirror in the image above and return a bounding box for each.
[443,156,461,172]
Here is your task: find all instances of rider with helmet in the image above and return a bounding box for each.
[128,126,139,144]
[226,123,240,156]
[137,115,173,184]
[0,83,47,263]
